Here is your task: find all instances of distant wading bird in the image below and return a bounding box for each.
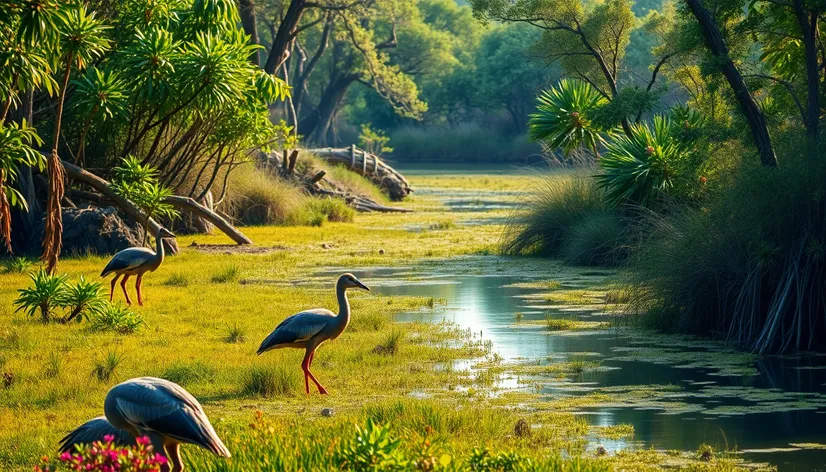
[101,227,175,305]
[257,273,370,394]
[103,377,230,472]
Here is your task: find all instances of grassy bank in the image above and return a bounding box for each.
[1,173,771,471]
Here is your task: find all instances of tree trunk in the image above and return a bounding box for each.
[792,0,820,142]
[263,0,308,74]
[684,0,778,167]
[298,73,358,142]
[238,0,261,66]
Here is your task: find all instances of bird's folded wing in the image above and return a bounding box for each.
[59,417,136,452]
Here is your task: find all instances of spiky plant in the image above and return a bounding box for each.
[13,269,68,322]
[0,120,45,252]
[69,66,128,166]
[2,256,34,273]
[597,115,687,207]
[90,303,144,334]
[60,276,106,323]
[528,79,609,156]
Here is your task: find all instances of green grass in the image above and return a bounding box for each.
[0,172,771,471]
[211,264,241,283]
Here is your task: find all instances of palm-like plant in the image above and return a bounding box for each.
[111,156,179,243]
[43,3,110,274]
[0,120,45,252]
[597,115,686,207]
[60,276,106,323]
[14,269,69,322]
[70,67,128,166]
[528,79,609,157]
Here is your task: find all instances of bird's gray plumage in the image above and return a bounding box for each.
[104,377,230,458]
[257,309,335,354]
[257,273,370,394]
[101,247,155,277]
[59,416,136,453]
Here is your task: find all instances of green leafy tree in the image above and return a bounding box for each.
[111,156,179,244]
[69,67,128,166]
[0,120,45,252]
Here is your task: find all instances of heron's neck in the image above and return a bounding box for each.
[155,234,165,262]
[336,283,350,321]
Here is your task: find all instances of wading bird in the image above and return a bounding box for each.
[104,377,230,472]
[59,416,136,452]
[257,273,370,394]
[101,227,175,305]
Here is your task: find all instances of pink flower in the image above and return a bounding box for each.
[135,436,151,446]
[104,434,115,443]
[60,452,72,461]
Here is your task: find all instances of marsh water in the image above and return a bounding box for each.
[351,165,826,471]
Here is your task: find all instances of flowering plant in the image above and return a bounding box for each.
[34,435,167,471]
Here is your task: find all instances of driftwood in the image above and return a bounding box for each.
[260,150,412,213]
[306,145,412,201]
[62,160,252,247]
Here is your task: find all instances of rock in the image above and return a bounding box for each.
[321,243,332,249]
[378,248,385,255]
[596,446,607,456]
[321,408,334,417]
[32,205,143,256]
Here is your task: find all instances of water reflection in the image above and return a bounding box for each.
[362,270,826,472]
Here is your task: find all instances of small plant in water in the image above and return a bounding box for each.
[544,315,577,331]
[35,435,166,471]
[211,265,240,283]
[514,312,524,322]
[14,270,69,322]
[90,303,144,334]
[92,351,124,382]
[2,256,34,273]
[60,276,106,323]
[372,330,403,355]
[697,443,714,461]
[225,323,246,343]
[429,220,456,231]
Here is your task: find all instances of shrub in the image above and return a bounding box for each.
[242,364,298,397]
[14,270,69,322]
[335,419,408,471]
[163,273,190,287]
[2,256,34,273]
[304,197,355,223]
[372,330,403,355]
[529,79,609,156]
[629,140,826,352]
[60,276,106,323]
[223,163,307,226]
[35,435,166,471]
[502,176,630,266]
[90,303,144,334]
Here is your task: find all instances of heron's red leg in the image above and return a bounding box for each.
[121,275,132,305]
[109,274,121,302]
[305,350,328,395]
[301,350,312,394]
[136,274,144,306]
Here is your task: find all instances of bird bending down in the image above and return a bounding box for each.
[59,416,137,452]
[104,377,230,472]
[101,227,175,306]
[257,273,370,394]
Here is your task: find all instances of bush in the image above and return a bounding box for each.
[60,276,106,323]
[502,176,630,266]
[224,163,308,226]
[629,140,826,352]
[2,256,34,273]
[303,197,355,224]
[13,270,69,322]
[335,419,408,471]
[90,303,144,334]
[91,351,124,382]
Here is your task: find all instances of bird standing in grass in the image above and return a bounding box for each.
[104,377,230,472]
[101,227,175,305]
[257,273,370,394]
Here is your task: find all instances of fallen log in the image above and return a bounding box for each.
[62,160,252,247]
[305,146,412,201]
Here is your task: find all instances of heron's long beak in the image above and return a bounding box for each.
[356,280,370,291]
